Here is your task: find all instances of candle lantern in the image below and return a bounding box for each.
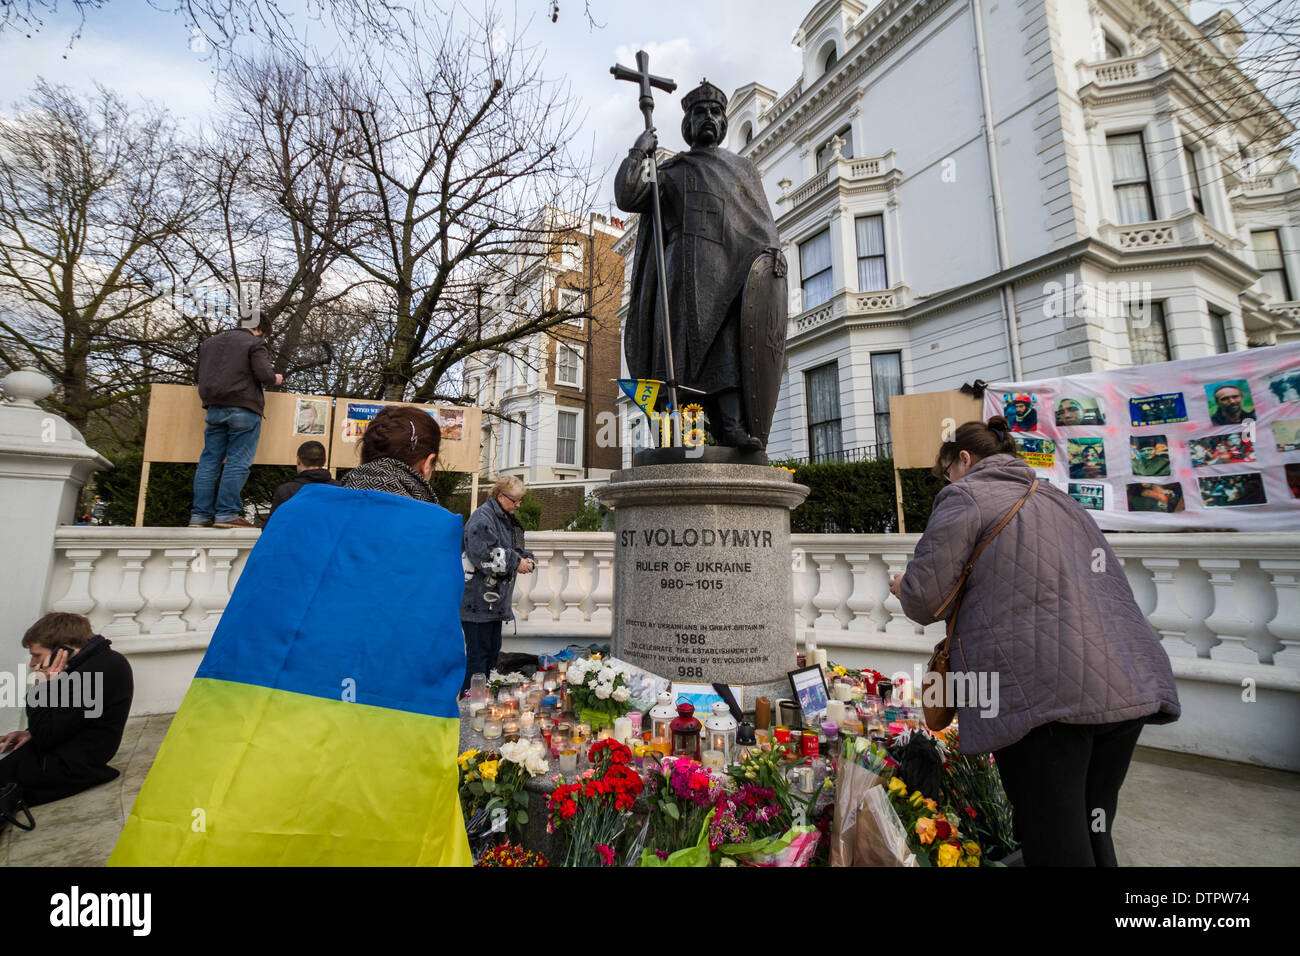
[703,701,738,766]
[670,701,702,760]
[648,692,675,746]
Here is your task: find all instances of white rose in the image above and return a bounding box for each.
[525,753,549,776]
[594,683,612,700]
[612,686,630,702]
[499,741,526,764]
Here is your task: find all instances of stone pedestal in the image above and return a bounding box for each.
[0,369,111,733]
[596,462,809,710]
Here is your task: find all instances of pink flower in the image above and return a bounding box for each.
[595,844,616,866]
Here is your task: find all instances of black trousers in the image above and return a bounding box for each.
[461,620,504,693]
[992,716,1147,867]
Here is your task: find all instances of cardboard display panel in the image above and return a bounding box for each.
[143,384,482,472]
[328,397,482,474]
[143,385,337,466]
[888,391,983,470]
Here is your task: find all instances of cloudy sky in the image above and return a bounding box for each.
[0,0,807,188]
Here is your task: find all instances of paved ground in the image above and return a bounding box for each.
[2,713,1297,866]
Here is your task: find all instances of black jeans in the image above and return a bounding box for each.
[992,716,1147,867]
[462,620,504,693]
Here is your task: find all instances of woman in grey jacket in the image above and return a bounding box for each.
[460,476,535,691]
[891,417,1179,867]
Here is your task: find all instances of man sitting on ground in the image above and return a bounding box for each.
[0,613,134,806]
[268,440,338,520]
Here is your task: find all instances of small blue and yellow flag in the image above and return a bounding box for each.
[618,378,661,419]
[109,484,471,866]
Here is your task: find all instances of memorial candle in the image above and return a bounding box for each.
[613,716,633,745]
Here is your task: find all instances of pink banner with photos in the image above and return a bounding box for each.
[984,342,1300,531]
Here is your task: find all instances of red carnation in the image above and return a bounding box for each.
[595,844,616,866]
[964,806,977,819]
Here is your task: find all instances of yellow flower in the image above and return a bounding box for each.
[914,817,937,844]
[479,760,499,781]
[908,791,925,808]
[937,843,961,867]
[457,748,479,770]
[963,841,981,857]
[923,798,938,813]
[832,665,847,677]
[888,776,907,796]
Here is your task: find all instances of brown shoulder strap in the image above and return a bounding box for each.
[933,479,1038,621]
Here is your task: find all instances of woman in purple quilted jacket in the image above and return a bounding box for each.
[890,417,1180,867]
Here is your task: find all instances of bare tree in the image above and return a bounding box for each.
[0,80,206,433]
[292,5,611,403]
[1,0,605,59]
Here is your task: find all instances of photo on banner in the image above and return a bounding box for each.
[293,398,328,436]
[1055,397,1106,426]
[1266,370,1300,404]
[1271,419,1300,453]
[1130,435,1170,476]
[1205,380,1256,426]
[1189,431,1256,467]
[342,402,383,442]
[1067,437,1106,479]
[1069,482,1106,511]
[1001,392,1040,431]
[1127,481,1185,513]
[1130,393,1188,426]
[437,408,464,440]
[1014,435,1055,469]
[1199,473,1267,507]
[1287,464,1300,498]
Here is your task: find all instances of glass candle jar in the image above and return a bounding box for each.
[558,749,578,774]
[483,717,503,740]
[502,719,520,743]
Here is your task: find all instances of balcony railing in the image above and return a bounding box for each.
[1098,209,1246,254]
[789,286,907,336]
[777,150,899,216]
[1076,48,1167,91]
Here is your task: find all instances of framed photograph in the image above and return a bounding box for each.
[670,682,743,716]
[293,397,328,436]
[787,665,829,726]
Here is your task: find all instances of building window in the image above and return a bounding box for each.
[1208,306,1230,353]
[1107,132,1156,225]
[1252,229,1293,301]
[823,46,838,72]
[855,215,888,291]
[745,124,754,145]
[870,352,903,448]
[559,287,585,326]
[557,409,578,466]
[799,229,833,310]
[805,362,842,461]
[1127,300,1171,365]
[1103,33,1124,59]
[816,125,853,171]
[1184,145,1205,216]
[556,343,582,387]
[517,412,528,464]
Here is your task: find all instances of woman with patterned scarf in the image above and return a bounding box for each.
[341,405,442,502]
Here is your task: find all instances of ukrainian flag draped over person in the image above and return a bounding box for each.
[110,484,471,866]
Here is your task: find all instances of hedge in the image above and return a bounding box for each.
[773,457,945,534]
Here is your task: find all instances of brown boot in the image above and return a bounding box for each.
[213,518,256,529]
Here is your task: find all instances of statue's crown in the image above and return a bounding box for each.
[681,79,727,113]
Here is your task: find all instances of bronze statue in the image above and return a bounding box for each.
[612,72,787,452]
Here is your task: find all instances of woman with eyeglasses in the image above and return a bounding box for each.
[887,416,1179,867]
[460,476,536,692]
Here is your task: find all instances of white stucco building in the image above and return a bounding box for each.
[718,0,1299,461]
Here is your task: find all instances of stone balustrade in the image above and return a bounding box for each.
[1099,209,1246,254]
[43,527,1300,768]
[778,150,898,216]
